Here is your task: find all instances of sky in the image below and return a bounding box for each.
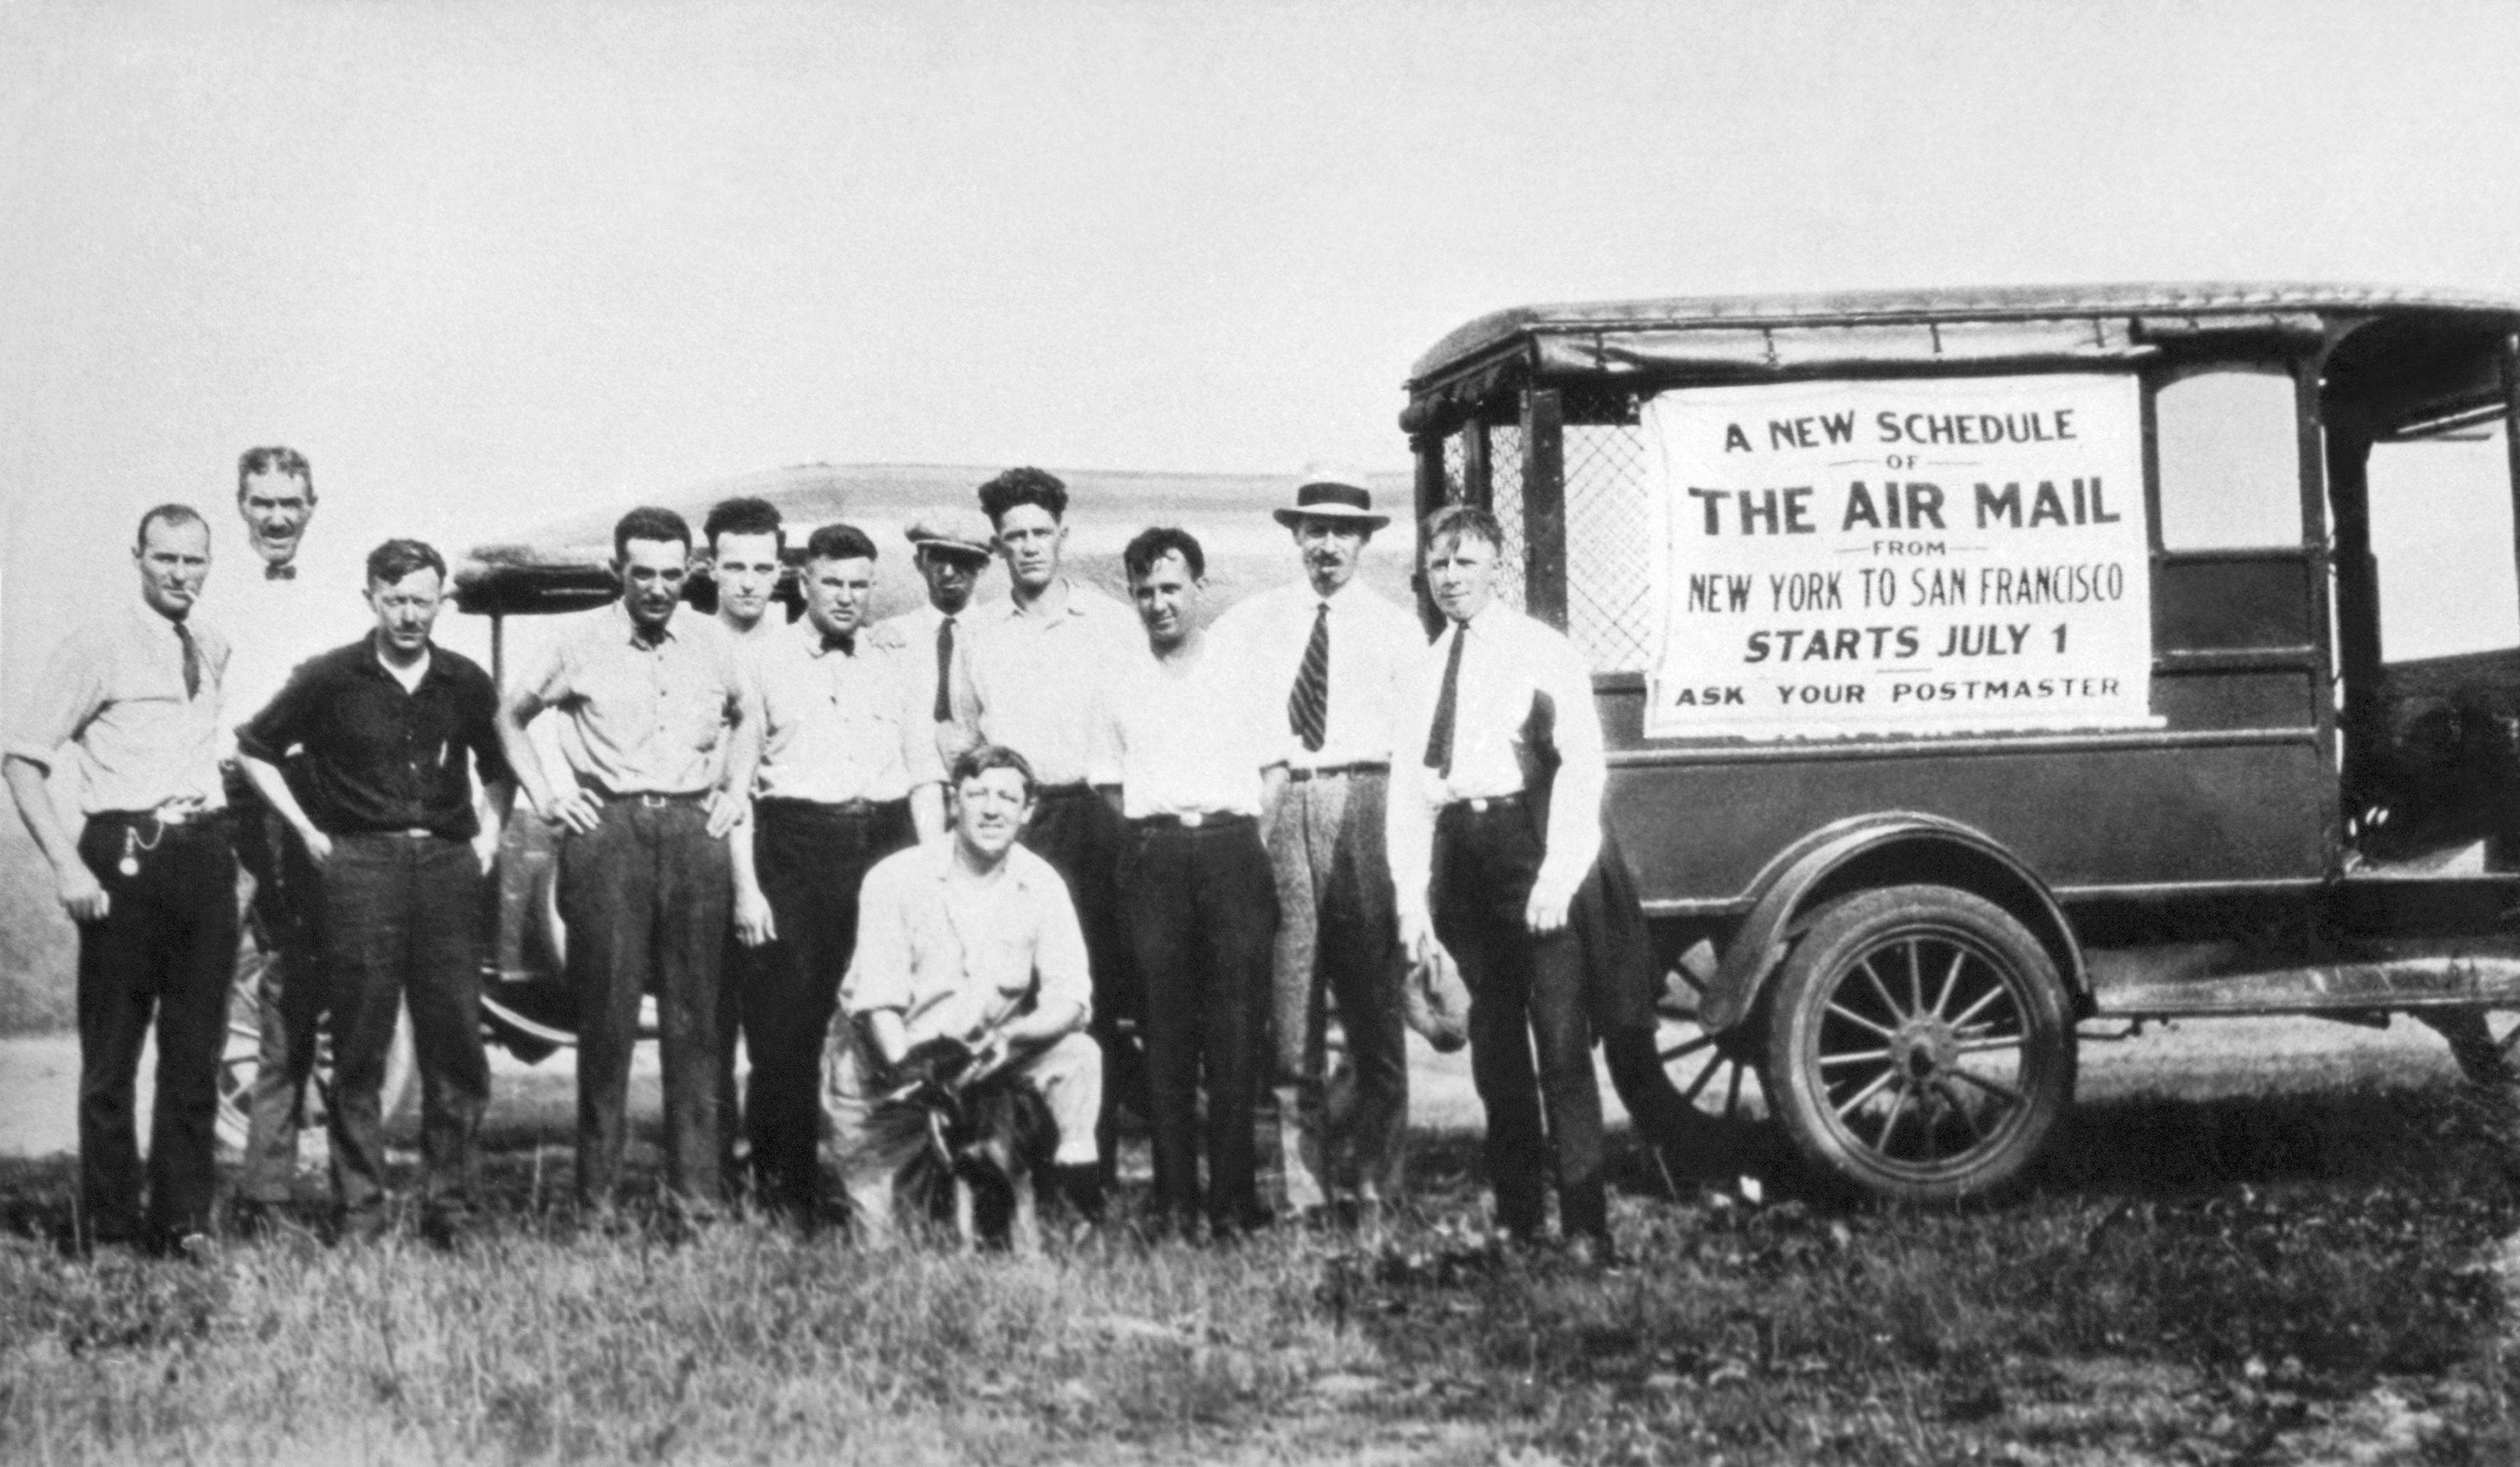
[9,0,2520,688]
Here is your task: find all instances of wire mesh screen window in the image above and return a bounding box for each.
[1562,422,1656,671]
[1488,424,1529,614]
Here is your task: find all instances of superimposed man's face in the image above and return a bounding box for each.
[616,537,690,634]
[366,567,445,658]
[1425,532,1499,625]
[711,530,782,631]
[916,546,985,616]
[803,555,875,640]
[952,767,1032,860]
[239,469,313,568]
[992,505,1064,595]
[1292,516,1369,597]
[1128,549,1203,652]
[134,517,212,620]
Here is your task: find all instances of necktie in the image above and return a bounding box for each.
[265,562,297,581]
[933,616,955,722]
[822,631,856,657]
[1288,603,1329,752]
[1423,622,1466,778]
[173,620,202,700]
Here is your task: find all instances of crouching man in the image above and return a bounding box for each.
[826,744,1104,1243]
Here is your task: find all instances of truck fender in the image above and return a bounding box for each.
[1693,812,2087,1033]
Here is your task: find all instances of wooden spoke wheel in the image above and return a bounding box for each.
[1764,885,2074,1202]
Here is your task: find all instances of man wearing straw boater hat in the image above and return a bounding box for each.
[1212,463,1422,1228]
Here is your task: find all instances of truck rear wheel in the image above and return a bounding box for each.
[1764,884,2073,1202]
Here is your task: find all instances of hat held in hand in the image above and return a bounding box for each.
[1404,945,1471,1053]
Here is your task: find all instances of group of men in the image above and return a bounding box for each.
[8,450,1624,1260]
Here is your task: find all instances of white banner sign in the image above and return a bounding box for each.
[1644,374,2156,740]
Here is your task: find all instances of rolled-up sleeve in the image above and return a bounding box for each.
[838,861,915,1019]
[3,628,109,771]
[234,657,322,766]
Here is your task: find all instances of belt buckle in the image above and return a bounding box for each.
[1467,797,1493,814]
[1179,810,1205,828]
[639,792,673,809]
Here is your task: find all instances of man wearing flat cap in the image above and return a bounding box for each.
[870,507,996,737]
[1211,462,1422,1226]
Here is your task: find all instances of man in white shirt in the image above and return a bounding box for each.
[828,744,1104,1242]
[701,495,785,1192]
[6,505,236,1257]
[869,507,995,736]
[219,446,373,1228]
[1210,464,1422,1225]
[949,467,1143,1177]
[1092,527,1284,1239]
[732,522,945,1227]
[1387,506,1614,1256]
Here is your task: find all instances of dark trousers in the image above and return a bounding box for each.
[1023,786,1141,1166]
[316,833,490,1222]
[1123,817,1277,1234]
[73,814,237,1250]
[1267,769,1409,1208]
[234,780,332,1203]
[1433,801,1608,1242]
[745,798,915,1220]
[558,797,730,1205]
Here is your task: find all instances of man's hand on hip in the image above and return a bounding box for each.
[546,789,602,836]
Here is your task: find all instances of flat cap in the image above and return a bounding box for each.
[904,506,996,558]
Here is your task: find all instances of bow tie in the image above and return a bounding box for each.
[822,631,857,656]
[264,562,297,581]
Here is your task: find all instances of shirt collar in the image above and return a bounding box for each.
[361,637,440,684]
[916,837,1045,894]
[1005,578,1094,621]
[611,600,680,646]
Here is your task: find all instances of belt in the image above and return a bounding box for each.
[757,796,905,819]
[1033,781,1095,800]
[1440,791,1526,815]
[585,787,709,808]
[1131,810,1257,830]
[92,802,225,830]
[1285,762,1389,783]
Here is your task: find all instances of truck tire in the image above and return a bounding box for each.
[1764,883,2073,1202]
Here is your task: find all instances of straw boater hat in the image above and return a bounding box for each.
[1271,461,1391,531]
[903,506,996,560]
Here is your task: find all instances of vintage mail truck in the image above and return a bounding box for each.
[1402,284,2520,1201]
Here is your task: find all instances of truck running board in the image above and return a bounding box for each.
[2093,954,2520,1019]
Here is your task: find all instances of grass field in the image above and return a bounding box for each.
[5,1080,2520,1465]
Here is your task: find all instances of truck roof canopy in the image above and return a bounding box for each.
[1403,282,2520,435]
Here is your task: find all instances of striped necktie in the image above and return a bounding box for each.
[1288,603,1329,752]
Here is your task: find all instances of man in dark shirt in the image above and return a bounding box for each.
[234,538,515,1245]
